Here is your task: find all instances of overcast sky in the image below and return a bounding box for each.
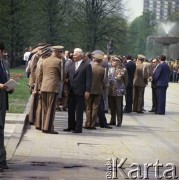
[124,0,144,21]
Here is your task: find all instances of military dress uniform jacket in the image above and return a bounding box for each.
[90,64,105,95]
[28,54,40,88]
[133,64,148,87]
[108,67,128,96]
[40,55,63,93]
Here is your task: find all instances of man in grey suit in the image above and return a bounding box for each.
[63,48,92,133]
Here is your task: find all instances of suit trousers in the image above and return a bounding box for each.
[41,92,57,131]
[67,92,85,132]
[125,85,133,112]
[133,86,144,112]
[28,93,38,124]
[85,94,101,128]
[0,90,7,164]
[156,87,167,114]
[97,96,108,127]
[108,96,123,126]
[35,93,42,129]
[151,87,157,111]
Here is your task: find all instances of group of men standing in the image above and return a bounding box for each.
[123,54,170,115]
[26,42,171,136]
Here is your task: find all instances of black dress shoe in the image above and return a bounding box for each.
[148,110,155,112]
[0,162,9,170]
[29,122,34,125]
[156,113,165,115]
[72,130,82,133]
[89,127,97,130]
[63,128,72,132]
[108,123,116,126]
[83,126,90,129]
[101,125,112,129]
[1,165,9,169]
[123,110,131,113]
[0,167,3,172]
[42,130,49,133]
[36,127,41,130]
[49,130,58,134]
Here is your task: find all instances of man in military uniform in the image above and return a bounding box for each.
[84,53,105,129]
[40,46,64,134]
[133,54,148,113]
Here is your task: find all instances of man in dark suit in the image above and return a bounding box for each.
[124,55,136,113]
[0,41,12,171]
[63,48,92,133]
[148,58,160,112]
[153,55,170,115]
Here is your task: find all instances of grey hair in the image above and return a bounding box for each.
[74,48,83,56]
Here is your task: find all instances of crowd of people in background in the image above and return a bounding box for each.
[22,43,176,135]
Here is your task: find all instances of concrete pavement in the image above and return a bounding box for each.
[2,83,179,179]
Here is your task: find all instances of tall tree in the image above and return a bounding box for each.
[127,12,155,57]
[0,0,27,67]
[72,0,127,53]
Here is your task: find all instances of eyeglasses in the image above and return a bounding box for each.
[152,62,156,63]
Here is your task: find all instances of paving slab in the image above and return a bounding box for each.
[2,83,179,179]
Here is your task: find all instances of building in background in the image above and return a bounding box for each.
[143,0,179,21]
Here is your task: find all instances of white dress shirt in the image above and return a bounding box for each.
[75,59,83,71]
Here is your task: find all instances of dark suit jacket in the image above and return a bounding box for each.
[153,62,170,87]
[0,60,10,110]
[126,61,136,87]
[67,60,92,96]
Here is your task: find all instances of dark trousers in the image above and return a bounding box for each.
[0,90,7,165]
[67,92,85,132]
[156,87,167,114]
[97,96,108,127]
[151,87,157,111]
[125,86,133,112]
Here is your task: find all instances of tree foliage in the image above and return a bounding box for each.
[0,0,158,66]
[127,12,155,57]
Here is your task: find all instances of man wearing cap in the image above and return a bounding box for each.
[108,55,128,126]
[153,55,170,115]
[33,47,52,130]
[84,53,105,130]
[63,48,92,133]
[40,46,64,134]
[28,45,44,125]
[133,54,148,113]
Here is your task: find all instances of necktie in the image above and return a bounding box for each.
[75,62,78,71]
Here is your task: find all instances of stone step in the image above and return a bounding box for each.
[6,113,27,124]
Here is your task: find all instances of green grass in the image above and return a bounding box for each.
[8,69,30,113]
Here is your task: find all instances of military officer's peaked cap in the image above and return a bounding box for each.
[92,53,104,60]
[52,46,64,51]
[137,54,146,60]
[111,55,121,62]
[31,46,43,53]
